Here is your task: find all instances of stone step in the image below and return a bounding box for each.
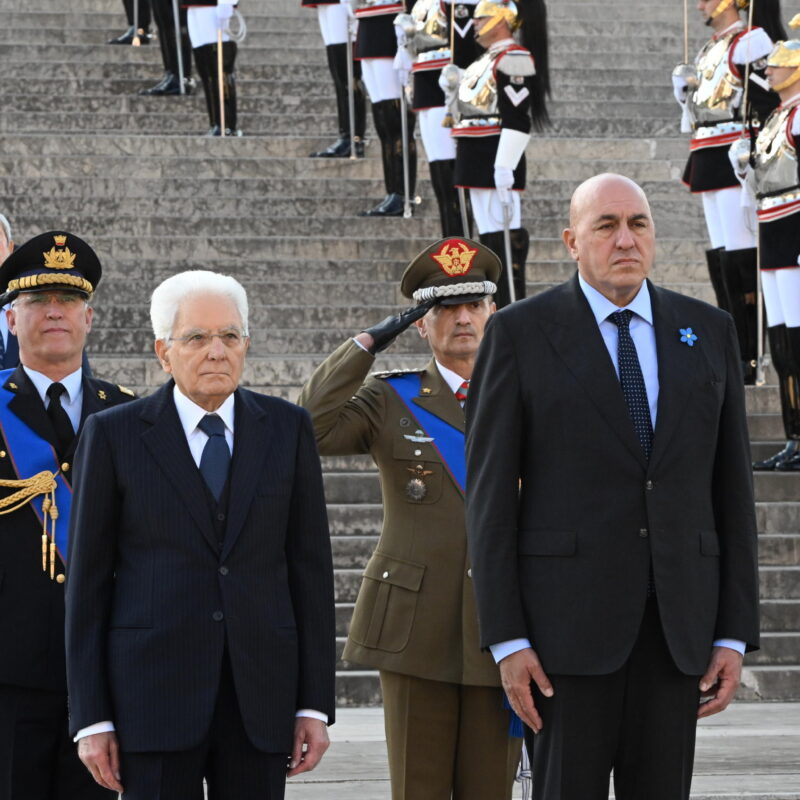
[334,672,382,707]
[760,600,800,633]
[749,415,790,442]
[738,666,800,702]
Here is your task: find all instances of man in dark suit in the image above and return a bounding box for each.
[65,270,336,800]
[465,173,759,800]
[0,231,135,800]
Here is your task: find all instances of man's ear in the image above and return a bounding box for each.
[154,339,172,373]
[414,317,428,340]
[562,227,579,262]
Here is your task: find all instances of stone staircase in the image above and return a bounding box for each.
[1,0,797,703]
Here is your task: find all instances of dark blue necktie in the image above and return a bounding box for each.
[198,414,230,501]
[609,310,653,461]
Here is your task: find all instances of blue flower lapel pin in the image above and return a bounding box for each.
[679,327,698,347]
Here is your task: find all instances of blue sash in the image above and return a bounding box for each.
[0,369,71,565]
[385,373,466,496]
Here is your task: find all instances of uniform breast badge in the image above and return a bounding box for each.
[406,464,433,501]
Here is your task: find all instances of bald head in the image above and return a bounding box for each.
[568,174,652,228]
[562,173,656,307]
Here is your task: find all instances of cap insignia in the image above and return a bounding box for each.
[43,236,76,271]
[431,239,478,277]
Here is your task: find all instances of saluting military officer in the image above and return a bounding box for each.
[0,232,135,800]
[298,237,520,800]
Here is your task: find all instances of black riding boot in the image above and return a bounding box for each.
[705,247,729,311]
[775,325,800,471]
[428,159,464,237]
[193,45,217,134]
[721,247,758,384]
[142,0,192,94]
[481,229,526,309]
[310,43,366,158]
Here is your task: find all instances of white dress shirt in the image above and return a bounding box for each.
[75,386,326,741]
[489,277,744,663]
[435,360,470,403]
[23,365,83,432]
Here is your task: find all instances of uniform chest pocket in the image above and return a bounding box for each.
[392,438,444,505]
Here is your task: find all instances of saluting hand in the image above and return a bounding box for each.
[499,647,554,734]
[359,297,438,354]
[697,645,744,719]
[77,731,124,793]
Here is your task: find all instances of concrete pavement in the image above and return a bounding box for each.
[285,703,800,799]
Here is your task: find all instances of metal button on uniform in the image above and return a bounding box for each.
[467,568,472,578]
[0,451,6,458]
[212,611,224,622]
[645,480,654,490]
[61,462,70,472]
[414,449,422,456]
[639,528,649,538]
[382,571,390,579]
[219,566,229,575]
[56,574,66,584]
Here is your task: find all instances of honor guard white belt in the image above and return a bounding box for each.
[757,189,800,222]
[690,120,745,151]
[412,49,452,72]
[452,117,502,137]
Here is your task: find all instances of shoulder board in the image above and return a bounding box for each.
[496,48,535,78]
[117,384,135,396]
[731,27,773,62]
[371,368,424,380]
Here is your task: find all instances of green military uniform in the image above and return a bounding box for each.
[298,236,520,800]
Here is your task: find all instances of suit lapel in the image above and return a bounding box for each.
[648,284,698,473]
[5,365,59,450]
[221,389,271,560]
[140,382,219,553]
[538,276,648,469]
[411,359,465,433]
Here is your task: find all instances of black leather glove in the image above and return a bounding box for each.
[362,297,438,353]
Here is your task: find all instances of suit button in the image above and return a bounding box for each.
[217,513,226,522]
[212,611,224,622]
[639,528,649,538]
[467,568,472,578]
[645,481,654,490]
[219,566,229,575]
[382,571,390,579]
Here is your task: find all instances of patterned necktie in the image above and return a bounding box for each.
[46,382,75,457]
[609,310,653,461]
[455,380,469,405]
[198,414,231,501]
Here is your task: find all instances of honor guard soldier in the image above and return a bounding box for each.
[298,237,521,800]
[732,16,800,469]
[672,0,785,382]
[394,0,480,236]
[141,0,194,94]
[186,0,241,136]
[354,0,418,216]
[443,0,550,308]
[304,0,367,157]
[0,232,135,799]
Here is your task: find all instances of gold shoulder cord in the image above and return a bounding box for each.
[0,470,61,579]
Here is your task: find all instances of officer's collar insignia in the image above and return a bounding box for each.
[97,389,107,400]
[421,387,432,395]
[43,235,77,271]
[431,238,478,277]
[118,384,135,396]
[8,382,17,390]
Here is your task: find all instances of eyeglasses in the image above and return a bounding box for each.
[16,292,84,307]
[168,329,248,350]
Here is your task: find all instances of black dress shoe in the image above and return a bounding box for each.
[753,440,800,470]
[139,75,192,96]
[108,26,150,45]
[359,193,405,217]
[204,125,221,137]
[775,447,800,471]
[310,136,351,158]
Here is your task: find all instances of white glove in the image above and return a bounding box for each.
[495,166,514,207]
[394,47,413,87]
[217,3,234,27]
[671,73,688,105]
[728,138,752,180]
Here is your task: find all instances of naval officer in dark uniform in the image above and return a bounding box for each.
[0,231,135,800]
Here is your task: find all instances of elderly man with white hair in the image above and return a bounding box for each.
[65,270,336,800]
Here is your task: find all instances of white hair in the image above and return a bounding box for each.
[0,214,11,244]
[150,270,249,341]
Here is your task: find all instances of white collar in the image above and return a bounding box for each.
[23,365,83,405]
[435,360,470,394]
[578,273,654,327]
[172,384,235,439]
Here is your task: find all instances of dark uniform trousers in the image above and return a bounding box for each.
[380,671,519,800]
[119,484,289,800]
[525,599,701,800]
